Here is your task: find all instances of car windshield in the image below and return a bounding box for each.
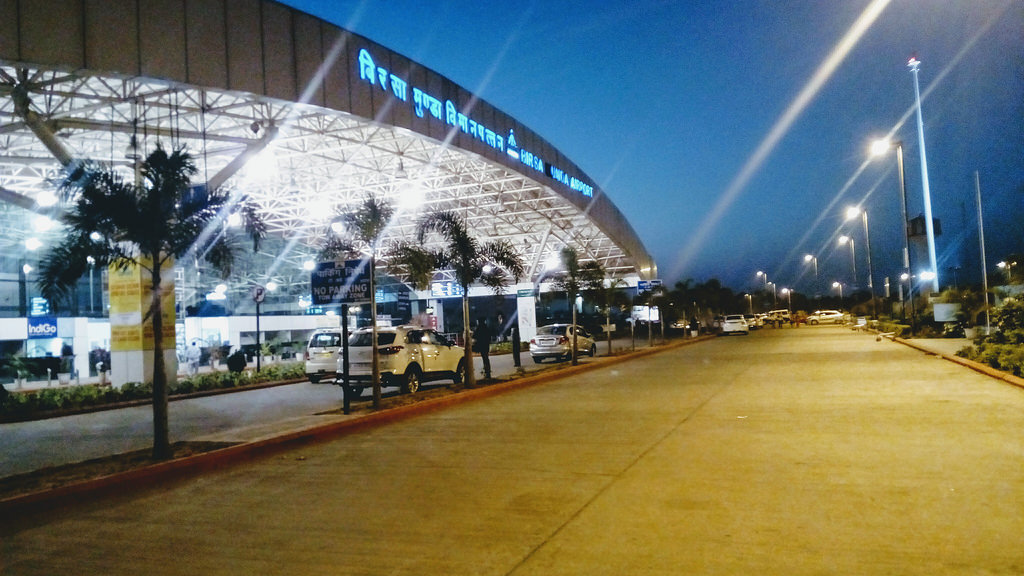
[348,332,398,347]
[536,326,565,336]
[309,333,341,347]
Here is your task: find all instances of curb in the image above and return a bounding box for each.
[1,336,712,518]
[890,336,1024,390]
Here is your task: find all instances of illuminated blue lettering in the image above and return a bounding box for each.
[356,49,593,197]
[413,88,425,117]
[520,150,543,172]
[359,49,376,84]
[571,177,594,197]
[390,75,407,101]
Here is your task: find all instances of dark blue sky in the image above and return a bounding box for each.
[283,0,1023,295]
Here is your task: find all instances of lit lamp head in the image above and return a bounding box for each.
[870,139,892,157]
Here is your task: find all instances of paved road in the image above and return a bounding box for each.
[0,335,660,477]
[4,326,1023,574]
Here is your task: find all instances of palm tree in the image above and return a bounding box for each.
[550,247,605,365]
[38,145,264,460]
[321,196,394,409]
[394,211,524,387]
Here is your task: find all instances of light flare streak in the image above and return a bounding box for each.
[669,0,892,279]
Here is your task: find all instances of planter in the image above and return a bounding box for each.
[964,327,977,339]
[57,373,72,386]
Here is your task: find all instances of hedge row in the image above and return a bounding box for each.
[956,328,1024,377]
[0,362,306,421]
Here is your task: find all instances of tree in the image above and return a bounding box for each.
[550,247,605,364]
[593,277,628,355]
[38,145,264,459]
[393,211,524,387]
[320,196,394,409]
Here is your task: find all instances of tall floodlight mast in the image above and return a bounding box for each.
[909,55,939,293]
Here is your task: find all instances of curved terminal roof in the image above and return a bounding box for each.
[0,0,655,306]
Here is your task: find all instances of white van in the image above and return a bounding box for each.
[304,329,343,383]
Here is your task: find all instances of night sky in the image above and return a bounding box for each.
[282,0,1023,295]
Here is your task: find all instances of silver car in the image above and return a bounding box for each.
[530,324,597,363]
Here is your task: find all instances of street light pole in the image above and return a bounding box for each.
[838,236,857,286]
[909,56,940,293]
[975,172,990,335]
[832,281,844,307]
[872,138,916,331]
[847,207,877,319]
[803,254,819,300]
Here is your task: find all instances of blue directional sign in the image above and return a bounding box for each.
[637,279,663,292]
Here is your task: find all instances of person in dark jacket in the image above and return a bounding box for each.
[472,317,492,379]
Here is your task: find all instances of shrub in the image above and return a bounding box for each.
[997,346,1024,376]
[994,299,1024,331]
[0,362,306,421]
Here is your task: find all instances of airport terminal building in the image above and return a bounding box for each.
[0,0,655,381]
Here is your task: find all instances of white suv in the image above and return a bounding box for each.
[304,329,343,383]
[807,310,845,325]
[339,326,466,393]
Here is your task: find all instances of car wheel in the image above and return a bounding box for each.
[589,344,597,357]
[308,374,320,384]
[403,366,422,394]
[453,360,466,385]
[532,356,543,364]
[810,319,818,325]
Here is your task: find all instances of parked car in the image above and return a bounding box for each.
[720,314,749,335]
[530,324,597,363]
[764,309,791,326]
[304,329,344,383]
[807,310,845,325]
[340,325,466,393]
[744,314,762,329]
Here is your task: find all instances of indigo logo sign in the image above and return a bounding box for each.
[27,316,58,339]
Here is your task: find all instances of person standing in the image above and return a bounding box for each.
[186,341,202,376]
[472,317,492,380]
